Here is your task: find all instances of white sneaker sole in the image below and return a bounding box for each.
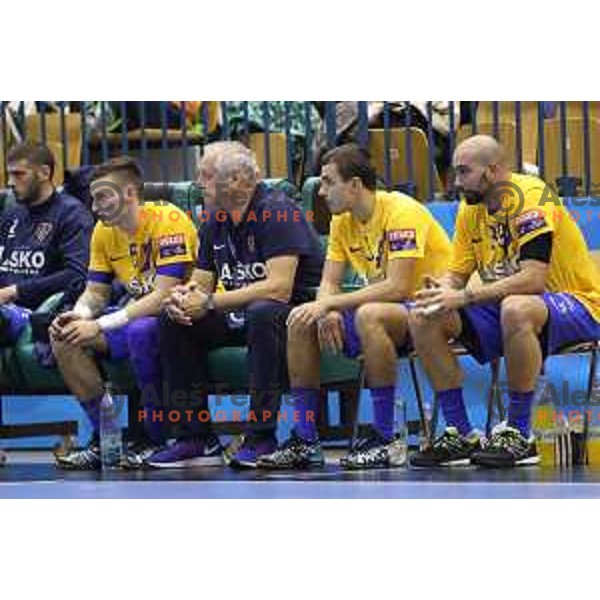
[514,455,541,466]
[147,455,224,469]
[229,459,258,469]
[409,457,473,469]
[442,458,473,467]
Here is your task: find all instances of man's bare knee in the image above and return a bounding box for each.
[409,311,447,338]
[356,303,409,343]
[355,304,382,333]
[501,296,545,335]
[50,336,75,358]
[288,319,317,342]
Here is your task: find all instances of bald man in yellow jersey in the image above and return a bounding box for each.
[49,157,199,470]
[258,144,452,471]
[410,135,600,468]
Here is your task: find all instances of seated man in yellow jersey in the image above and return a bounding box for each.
[410,135,600,469]
[258,144,452,470]
[49,157,198,470]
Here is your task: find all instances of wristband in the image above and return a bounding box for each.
[422,303,442,316]
[96,309,130,332]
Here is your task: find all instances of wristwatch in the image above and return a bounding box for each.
[206,293,217,312]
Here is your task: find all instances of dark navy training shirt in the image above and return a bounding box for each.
[0,191,94,309]
[198,182,323,309]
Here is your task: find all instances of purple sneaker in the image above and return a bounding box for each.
[228,434,277,469]
[145,435,223,469]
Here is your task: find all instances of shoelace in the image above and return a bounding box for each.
[487,429,525,451]
[283,435,304,449]
[70,447,99,466]
[432,431,466,453]
[271,435,308,457]
[126,440,155,454]
[352,434,386,454]
[126,443,159,459]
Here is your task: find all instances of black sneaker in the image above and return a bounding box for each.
[55,443,101,470]
[120,439,162,470]
[257,431,325,470]
[471,422,539,468]
[340,429,407,470]
[409,427,482,468]
[227,434,277,469]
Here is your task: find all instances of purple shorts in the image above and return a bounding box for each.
[459,293,600,364]
[103,314,160,361]
[341,302,413,359]
[102,312,163,443]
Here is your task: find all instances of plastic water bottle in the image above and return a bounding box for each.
[99,383,123,470]
[553,412,572,468]
[422,401,434,450]
[392,395,408,467]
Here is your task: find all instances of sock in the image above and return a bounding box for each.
[508,391,535,437]
[371,386,395,441]
[127,319,163,445]
[81,395,103,434]
[290,388,319,442]
[437,388,471,436]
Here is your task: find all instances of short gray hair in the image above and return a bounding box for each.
[202,141,259,183]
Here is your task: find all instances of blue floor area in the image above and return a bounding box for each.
[5,480,600,499]
[2,456,600,498]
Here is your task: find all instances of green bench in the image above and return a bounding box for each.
[0,178,362,446]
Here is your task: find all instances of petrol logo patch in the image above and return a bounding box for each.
[158,234,187,259]
[388,228,417,251]
[515,209,548,237]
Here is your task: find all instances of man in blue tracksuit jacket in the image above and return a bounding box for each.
[0,143,93,346]
[0,143,93,466]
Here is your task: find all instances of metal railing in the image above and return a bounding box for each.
[1,101,598,199]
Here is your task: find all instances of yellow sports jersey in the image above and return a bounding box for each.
[449,172,600,321]
[326,190,452,292]
[89,202,198,298]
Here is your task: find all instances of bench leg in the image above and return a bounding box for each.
[408,356,431,445]
[344,360,365,449]
[485,358,502,437]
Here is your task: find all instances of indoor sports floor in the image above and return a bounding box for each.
[2,450,600,498]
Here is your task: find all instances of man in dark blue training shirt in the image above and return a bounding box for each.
[0,143,93,344]
[0,143,92,467]
[148,141,323,469]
